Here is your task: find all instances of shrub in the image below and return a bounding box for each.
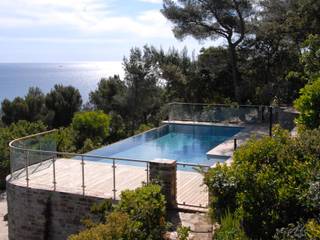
[273,221,306,240]
[117,184,167,239]
[71,111,111,149]
[69,212,142,240]
[204,127,320,239]
[69,184,167,240]
[177,226,190,240]
[294,77,320,129]
[214,211,248,240]
[305,219,320,239]
[204,164,238,220]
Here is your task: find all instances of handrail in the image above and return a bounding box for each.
[176,162,210,168]
[8,114,220,209]
[9,129,58,148]
[9,129,210,167]
[168,102,268,108]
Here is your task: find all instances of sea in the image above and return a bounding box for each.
[0,62,124,103]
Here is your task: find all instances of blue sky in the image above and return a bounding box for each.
[0,0,213,62]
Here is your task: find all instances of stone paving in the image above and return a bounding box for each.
[166,211,213,240]
[0,192,8,240]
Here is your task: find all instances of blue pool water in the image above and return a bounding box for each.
[87,124,242,166]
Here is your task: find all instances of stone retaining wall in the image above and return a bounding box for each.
[6,181,105,240]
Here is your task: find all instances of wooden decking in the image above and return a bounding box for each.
[10,159,208,210]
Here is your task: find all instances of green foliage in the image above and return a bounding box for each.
[69,212,141,240]
[204,164,238,220]
[273,221,307,240]
[53,127,77,153]
[204,127,320,239]
[214,211,248,240]
[134,123,153,135]
[89,75,126,115]
[177,226,190,240]
[117,184,167,239]
[45,84,82,127]
[300,34,320,80]
[162,0,253,101]
[306,219,320,239]
[90,199,113,224]
[294,78,320,129]
[123,46,162,133]
[69,184,167,240]
[108,113,127,142]
[71,111,111,149]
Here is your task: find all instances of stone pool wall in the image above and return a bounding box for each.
[6,181,105,240]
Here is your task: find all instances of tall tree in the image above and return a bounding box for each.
[161,0,253,101]
[45,85,82,127]
[123,47,162,133]
[1,97,28,125]
[89,75,126,115]
[25,87,46,122]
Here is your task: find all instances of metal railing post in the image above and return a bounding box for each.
[81,156,85,196]
[25,150,29,188]
[52,156,56,191]
[39,136,42,165]
[112,159,116,200]
[10,148,13,177]
[146,162,149,184]
[169,103,172,122]
[269,106,273,137]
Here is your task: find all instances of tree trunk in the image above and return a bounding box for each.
[228,43,241,102]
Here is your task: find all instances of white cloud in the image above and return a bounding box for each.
[139,0,163,3]
[0,0,172,39]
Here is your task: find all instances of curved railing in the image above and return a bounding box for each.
[8,129,211,208]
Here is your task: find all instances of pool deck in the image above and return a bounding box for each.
[9,159,208,210]
[9,121,270,213]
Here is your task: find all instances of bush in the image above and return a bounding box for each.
[273,221,306,240]
[69,212,141,240]
[204,127,320,239]
[294,77,320,129]
[69,184,167,240]
[305,219,320,239]
[71,111,111,149]
[177,226,190,240]
[214,211,248,240]
[117,184,167,239]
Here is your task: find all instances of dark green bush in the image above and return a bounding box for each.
[294,77,320,129]
[117,184,167,239]
[204,127,320,239]
[69,184,167,240]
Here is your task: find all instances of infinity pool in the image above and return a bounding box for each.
[87,123,243,166]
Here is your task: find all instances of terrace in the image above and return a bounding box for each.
[6,103,296,239]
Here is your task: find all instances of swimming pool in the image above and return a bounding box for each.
[87,123,243,166]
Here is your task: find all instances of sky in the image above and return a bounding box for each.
[0,0,213,63]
